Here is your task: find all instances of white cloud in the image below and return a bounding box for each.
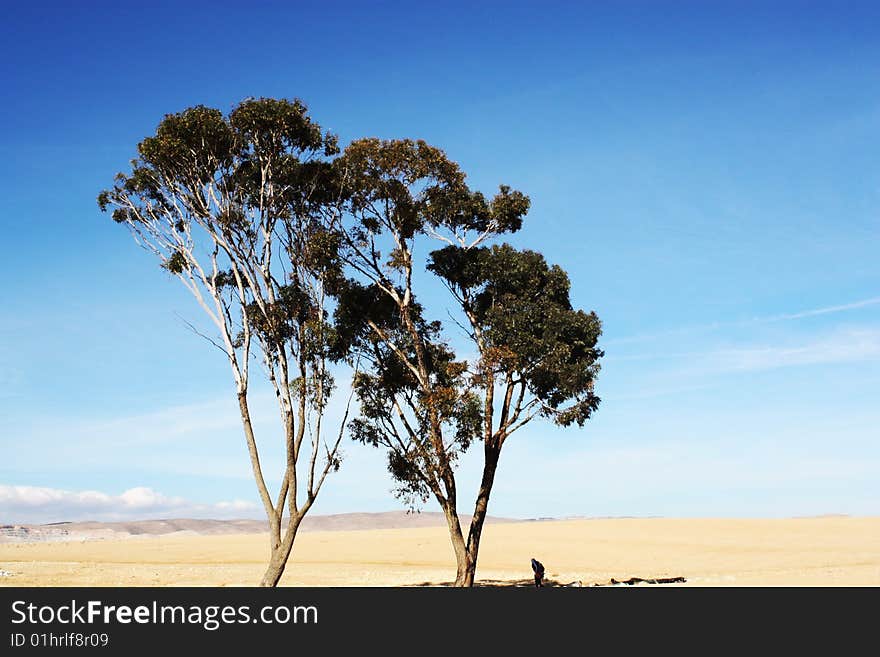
[709,327,880,372]
[766,296,880,321]
[606,295,880,346]
[607,327,880,379]
[0,484,259,524]
[117,486,185,509]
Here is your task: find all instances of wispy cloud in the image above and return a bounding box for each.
[606,295,880,346]
[6,379,360,488]
[6,395,264,481]
[0,484,259,524]
[764,297,880,322]
[599,326,880,407]
[611,327,880,375]
[710,328,880,372]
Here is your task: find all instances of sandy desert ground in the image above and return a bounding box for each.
[1,516,878,586]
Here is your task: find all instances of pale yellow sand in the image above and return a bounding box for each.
[1,517,878,586]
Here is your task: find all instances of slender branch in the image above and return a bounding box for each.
[174,312,229,356]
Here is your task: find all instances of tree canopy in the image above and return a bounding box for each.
[428,243,602,428]
[99,100,603,587]
[326,136,603,584]
[98,98,349,587]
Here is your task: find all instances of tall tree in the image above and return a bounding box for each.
[98,98,349,586]
[331,138,603,586]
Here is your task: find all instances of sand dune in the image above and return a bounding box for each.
[1,516,878,586]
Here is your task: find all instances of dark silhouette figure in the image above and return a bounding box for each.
[531,558,545,587]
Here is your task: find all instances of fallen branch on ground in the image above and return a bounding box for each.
[602,576,687,586]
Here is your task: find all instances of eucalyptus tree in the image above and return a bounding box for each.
[98,98,349,586]
[331,138,603,586]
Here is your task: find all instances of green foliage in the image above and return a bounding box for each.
[335,138,464,240]
[161,250,187,274]
[244,283,312,345]
[98,97,347,441]
[429,244,602,426]
[289,369,336,413]
[211,269,237,289]
[334,139,531,245]
[99,100,371,570]
[138,105,234,189]
[336,276,482,502]
[332,138,601,509]
[424,183,531,235]
[99,97,604,520]
[97,97,339,248]
[229,97,335,157]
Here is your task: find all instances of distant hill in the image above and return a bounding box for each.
[2,511,522,542]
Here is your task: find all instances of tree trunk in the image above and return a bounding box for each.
[462,443,501,587]
[259,551,289,587]
[439,501,470,587]
[259,515,301,587]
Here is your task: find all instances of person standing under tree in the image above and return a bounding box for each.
[531,558,545,587]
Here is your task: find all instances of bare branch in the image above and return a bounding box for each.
[174,312,229,357]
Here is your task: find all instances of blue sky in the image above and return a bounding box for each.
[1,1,878,522]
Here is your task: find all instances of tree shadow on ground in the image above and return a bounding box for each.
[408,576,686,587]
[408,577,563,587]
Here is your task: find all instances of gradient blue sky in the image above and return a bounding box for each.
[1,1,878,522]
